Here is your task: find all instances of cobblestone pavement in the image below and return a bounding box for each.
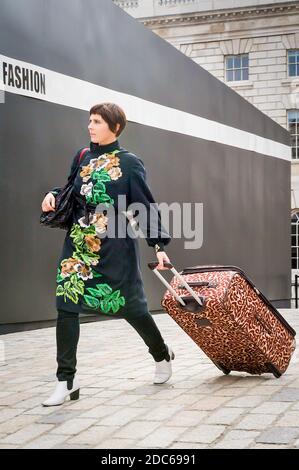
[0,309,298,449]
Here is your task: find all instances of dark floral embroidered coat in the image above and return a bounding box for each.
[48,139,171,319]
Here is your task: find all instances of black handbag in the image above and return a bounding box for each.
[40,148,89,230]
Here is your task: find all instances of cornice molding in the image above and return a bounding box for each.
[139,2,299,27]
[113,1,139,8]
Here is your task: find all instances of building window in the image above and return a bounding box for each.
[292,210,299,269]
[288,50,299,77]
[288,110,299,159]
[225,54,249,81]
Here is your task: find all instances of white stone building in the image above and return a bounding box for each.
[114,0,299,291]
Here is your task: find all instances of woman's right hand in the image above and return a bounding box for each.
[42,192,56,212]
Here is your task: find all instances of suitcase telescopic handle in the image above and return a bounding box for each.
[177,281,217,289]
[148,261,204,308]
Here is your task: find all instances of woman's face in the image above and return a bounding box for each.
[88,113,120,145]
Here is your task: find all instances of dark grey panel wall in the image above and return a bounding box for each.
[0,0,291,326]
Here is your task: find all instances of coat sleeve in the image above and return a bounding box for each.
[128,157,171,252]
[44,148,82,197]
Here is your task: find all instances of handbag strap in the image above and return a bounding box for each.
[78,147,89,164]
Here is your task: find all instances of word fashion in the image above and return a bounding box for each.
[2,60,46,94]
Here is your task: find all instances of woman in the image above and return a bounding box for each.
[41,102,175,406]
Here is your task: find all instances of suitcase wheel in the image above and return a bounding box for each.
[266,362,282,378]
[212,360,231,375]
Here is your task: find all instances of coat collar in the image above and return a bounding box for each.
[89,139,120,155]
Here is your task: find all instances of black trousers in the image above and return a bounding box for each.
[56,309,170,384]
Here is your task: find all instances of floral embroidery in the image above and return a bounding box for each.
[56,149,126,315]
[79,151,122,206]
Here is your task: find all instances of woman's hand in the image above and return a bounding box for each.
[156,251,171,270]
[41,192,56,212]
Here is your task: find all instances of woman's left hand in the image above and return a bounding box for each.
[156,251,171,270]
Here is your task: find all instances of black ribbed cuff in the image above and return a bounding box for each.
[154,242,165,253]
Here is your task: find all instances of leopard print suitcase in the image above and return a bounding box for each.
[148,262,296,377]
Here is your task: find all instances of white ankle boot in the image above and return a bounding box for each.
[153,345,175,384]
[42,378,80,406]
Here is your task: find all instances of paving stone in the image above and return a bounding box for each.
[37,410,83,424]
[114,420,161,440]
[0,444,20,449]
[79,387,105,396]
[246,385,283,396]
[126,384,161,395]
[93,390,123,399]
[48,418,97,435]
[80,405,123,419]
[204,407,244,425]
[177,425,226,444]
[67,425,119,445]
[0,414,41,434]
[225,396,264,408]
[271,388,299,402]
[191,396,231,411]
[171,394,206,406]
[167,410,208,426]
[111,381,150,392]
[141,405,184,422]
[256,427,299,444]
[169,442,207,449]
[249,401,291,414]
[0,392,34,406]
[94,438,137,449]
[64,397,107,410]
[2,381,45,393]
[0,408,25,423]
[213,438,254,448]
[214,387,250,397]
[22,433,69,449]
[214,429,259,441]
[127,398,171,408]
[253,444,289,449]
[104,394,143,406]
[235,413,276,430]
[23,405,66,415]
[0,423,55,444]
[275,412,299,427]
[13,396,47,409]
[98,407,147,426]
[52,443,93,449]
[138,426,188,448]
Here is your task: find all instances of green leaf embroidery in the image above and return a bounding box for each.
[56,267,64,283]
[69,274,85,295]
[66,290,79,304]
[92,271,103,278]
[99,298,110,314]
[83,295,100,309]
[56,285,64,296]
[93,182,107,193]
[92,172,110,182]
[86,287,103,298]
[96,284,113,296]
[110,300,120,314]
[109,290,120,300]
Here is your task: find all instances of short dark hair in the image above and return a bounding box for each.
[89,102,127,137]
